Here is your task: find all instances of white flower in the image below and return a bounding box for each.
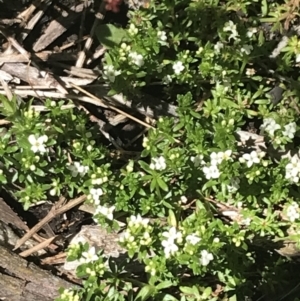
[191,154,205,167]
[157,30,167,42]
[247,27,258,38]
[80,246,99,263]
[173,61,185,75]
[186,234,201,245]
[90,188,103,205]
[241,44,253,55]
[162,227,182,242]
[282,122,297,139]
[246,68,256,76]
[200,250,214,266]
[129,214,149,227]
[162,238,178,258]
[210,150,232,166]
[210,152,223,165]
[119,229,134,243]
[223,20,239,40]
[129,52,144,67]
[94,205,115,221]
[103,65,121,83]
[163,75,172,84]
[203,165,220,179]
[214,42,224,53]
[241,217,252,226]
[240,151,260,168]
[260,118,281,136]
[68,162,89,177]
[128,23,138,35]
[227,177,240,193]
[286,203,299,222]
[285,155,300,183]
[180,196,188,204]
[150,156,166,171]
[296,54,300,63]
[28,134,48,154]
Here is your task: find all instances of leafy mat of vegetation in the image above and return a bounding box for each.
[2,0,300,300]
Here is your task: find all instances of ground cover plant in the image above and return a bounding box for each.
[1,0,300,300]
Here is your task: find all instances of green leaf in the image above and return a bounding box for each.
[222,98,239,109]
[161,294,179,301]
[202,287,212,298]
[157,177,168,192]
[156,280,174,291]
[261,0,268,16]
[179,286,197,295]
[150,178,156,192]
[168,209,177,227]
[135,285,156,301]
[228,294,237,301]
[139,161,152,173]
[0,94,16,116]
[95,24,127,49]
[254,99,269,105]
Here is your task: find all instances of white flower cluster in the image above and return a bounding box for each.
[103,65,121,83]
[119,214,152,247]
[94,204,115,221]
[285,154,300,183]
[260,118,281,136]
[150,156,166,171]
[261,118,297,140]
[240,44,253,55]
[128,51,144,67]
[186,233,201,245]
[239,150,265,168]
[68,161,89,177]
[90,188,103,205]
[60,289,80,301]
[161,227,182,258]
[223,20,239,41]
[128,23,138,35]
[286,202,299,222]
[157,30,167,43]
[227,177,240,193]
[202,150,232,180]
[200,249,214,266]
[88,186,115,221]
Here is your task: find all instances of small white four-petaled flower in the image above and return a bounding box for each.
[173,61,185,75]
[200,249,214,266]
[239,151,263,168]
[103,65,121,83]
[157,30,167,42]
[80,246,99,264]
[203,165,220,179]
[68,161,89,177]
[161,227,182,258]
[282,122,297,139]
[186,234,201,245]
[28,134,48,154]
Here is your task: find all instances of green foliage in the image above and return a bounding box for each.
[1,0,300,301]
